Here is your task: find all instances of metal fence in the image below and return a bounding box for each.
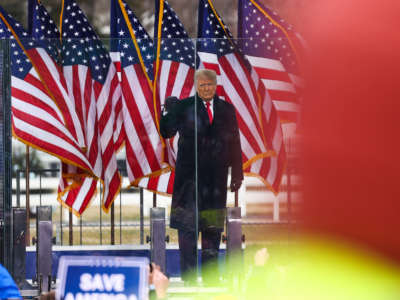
[12,137,300,246]
[14,168,153,246]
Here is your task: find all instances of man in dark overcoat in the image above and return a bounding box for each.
[160,69,243,285]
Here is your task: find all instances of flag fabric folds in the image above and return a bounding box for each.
[2,0,290,210]
[198,0,286,193]
[238,0,304,123]
[28,0,99,215]
[154,0,197,167]
[111,0,168,191]
[124,0,198,194]
[136,0,199,194]
[0,5,95,177]
[154,0,196,107]
[137,170,175,196]
[60,0,122,212]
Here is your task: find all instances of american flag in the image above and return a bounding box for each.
[28,0,98,215]
[61,0,122,212]
[198,0,286,194]
[28,0,61,64]
[137,170,175,196]
[155,0,196,166]
[0,6,95,177]
[154,0,196,106]
[238,0,304,124]
[137,0,199,194]
[57,164,98,215]
[108,0,126,151]
[111,0,170,191]
[28,0,87,149]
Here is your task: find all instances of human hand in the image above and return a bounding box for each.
[164,96,179,113]
[39,291,55,300]
[150,263,169,299]
[230,179,242,192]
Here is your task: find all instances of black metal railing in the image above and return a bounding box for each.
[12,136,300,246]
[14,168,151,246]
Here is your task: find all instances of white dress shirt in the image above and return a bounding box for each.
[203,99,214,118]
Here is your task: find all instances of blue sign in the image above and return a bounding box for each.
[56,256,149,300]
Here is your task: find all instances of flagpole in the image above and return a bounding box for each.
[25,145,30,246]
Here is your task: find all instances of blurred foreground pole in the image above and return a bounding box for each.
[0,39,12,268]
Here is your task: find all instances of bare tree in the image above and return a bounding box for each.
[2,0,305,39]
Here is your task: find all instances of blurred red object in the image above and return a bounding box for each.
[300,0,400,262]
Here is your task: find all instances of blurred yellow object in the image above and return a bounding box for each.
[199,237,400,300]
[212,295,238,300]
[246,237,400,300]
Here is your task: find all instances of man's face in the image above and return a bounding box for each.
[196,77,217,101]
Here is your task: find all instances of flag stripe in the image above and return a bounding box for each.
[59,0,122,213]
[28,48,86,144]
[197,0,286,194]
[238,0,303,123]
[268,90,298,103]
[121,67,161,173]
[12,116,92,169]
[221,54,269,147]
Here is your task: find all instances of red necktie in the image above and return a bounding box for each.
[206,101,213,123]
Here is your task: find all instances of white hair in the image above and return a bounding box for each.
[194,69,217,84]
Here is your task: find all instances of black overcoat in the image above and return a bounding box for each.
[160,94,243,232]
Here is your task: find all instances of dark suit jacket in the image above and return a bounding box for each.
[160,94,243,231]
